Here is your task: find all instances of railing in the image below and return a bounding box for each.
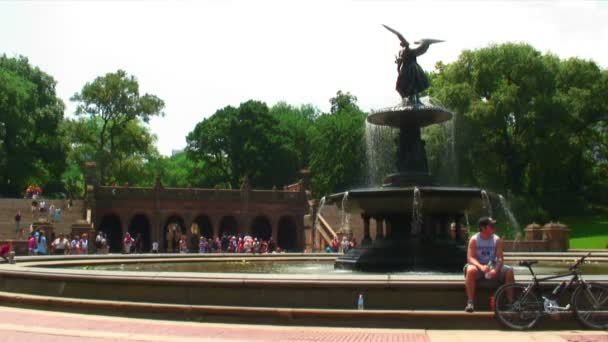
[96,186,305,203]
[316,214,337,245]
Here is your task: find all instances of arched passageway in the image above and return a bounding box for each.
[164,215,186,252]
[250,216,272,241]
[278,216,297,251]
[128,214,151,252]
[219,216,238,237]
[193,215,213,239]
[99,214,123,253]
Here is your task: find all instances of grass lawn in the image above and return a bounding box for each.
[560,215,608,249]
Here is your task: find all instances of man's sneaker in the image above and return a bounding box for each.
[465,302,474,313]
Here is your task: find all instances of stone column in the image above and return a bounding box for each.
[450,215,463,241]
[376,217,384,240]
[296,217,305,251]
[153,175,163,252]
[362,214,371,246]
[385,217,392,238]
[271,215,279,248]
[211,215,220,240]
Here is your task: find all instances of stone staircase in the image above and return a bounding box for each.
[0,198,84,239]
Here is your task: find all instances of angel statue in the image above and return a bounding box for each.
[383,24,444,105]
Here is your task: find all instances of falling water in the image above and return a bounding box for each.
[313,196,326,232]
[498,194,521,237]
[448,112,458,184]
[480,190,493,217]
[420,97,458,185]
[340,192,351,233]
[411,187,423,235]
[364,122,397,186]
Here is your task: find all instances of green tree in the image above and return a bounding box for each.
[0,55,67,197]
[145,151,228,188]
[269,102,318,173]
[186,100,300,189]
[62,116,160,189]
[71,70,164,184]
[309,91,367,196]
[427,43,608,217]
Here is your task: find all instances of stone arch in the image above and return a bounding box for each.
[219,216,238,237]
[193,214,213,239]
[164,214,186,252]
[99,214,122,253]
[250,215,272,241]
[128,213,151,253]
[278,216,297,251]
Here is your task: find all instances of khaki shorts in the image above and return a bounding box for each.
[463,263,513,282]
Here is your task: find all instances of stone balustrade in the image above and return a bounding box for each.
[96,186,305,203]
[504,222,570,252]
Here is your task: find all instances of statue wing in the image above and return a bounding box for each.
[412,39,444,57]
[382,24,409,46]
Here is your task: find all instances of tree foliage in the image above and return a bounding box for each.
[0,55,67,197]
[309,91,367,196]
[186,100,300,189]
[62,116,160,191]
[71,70,164,184]
[426,43,608,217]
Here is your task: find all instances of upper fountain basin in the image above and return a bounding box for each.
[368,103,452,128]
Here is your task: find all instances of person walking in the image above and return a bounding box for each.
[14,210,21,238]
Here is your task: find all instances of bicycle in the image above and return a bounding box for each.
[494,252,608,330]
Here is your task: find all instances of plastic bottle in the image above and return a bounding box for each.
[484,261,495,279]
[357,293,364,310]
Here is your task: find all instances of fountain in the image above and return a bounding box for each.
[331,25,488,271]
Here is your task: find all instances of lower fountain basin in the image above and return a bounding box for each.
[328,186,485,217]
[0,253,605,328]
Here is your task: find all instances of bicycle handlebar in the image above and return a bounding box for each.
[569,252,592,271]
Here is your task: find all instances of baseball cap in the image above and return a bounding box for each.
[478,216,497,228]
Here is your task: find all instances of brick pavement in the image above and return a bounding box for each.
[0,306,606,342]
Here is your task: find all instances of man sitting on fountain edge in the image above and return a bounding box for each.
[464,216,515,313]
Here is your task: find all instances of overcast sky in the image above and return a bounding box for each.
[1,0,607,155]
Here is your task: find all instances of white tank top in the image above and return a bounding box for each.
[473,232,498,265]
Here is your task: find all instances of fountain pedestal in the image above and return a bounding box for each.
[330,103,490,271]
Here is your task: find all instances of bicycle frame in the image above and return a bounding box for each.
[520,255,591,308]
[528,269,580,293]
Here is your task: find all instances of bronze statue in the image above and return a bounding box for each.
[383,24,443,105]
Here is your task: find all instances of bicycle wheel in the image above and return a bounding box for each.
[572,282,608,329]
[494,283,543,330]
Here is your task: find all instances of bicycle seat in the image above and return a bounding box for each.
[519,260,538,267]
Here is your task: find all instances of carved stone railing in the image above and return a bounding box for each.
[97,186,156,200]
[96,186,305,204]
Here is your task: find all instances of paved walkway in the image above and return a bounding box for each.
[0,306,606,342]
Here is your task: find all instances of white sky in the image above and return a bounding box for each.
[1,0,607,155]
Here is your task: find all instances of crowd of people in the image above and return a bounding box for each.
[327,236,357,254]
[116,232,284,255]
[26,230,90,256]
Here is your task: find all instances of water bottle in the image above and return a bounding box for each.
[484,261,495,279]
[357,293,364,310]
